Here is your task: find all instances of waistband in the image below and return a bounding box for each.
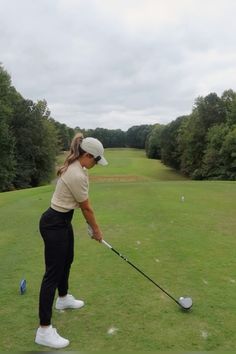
[48,207,74,220]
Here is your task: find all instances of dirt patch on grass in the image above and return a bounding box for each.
[89,175,148,182]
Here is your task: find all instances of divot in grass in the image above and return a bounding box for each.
[202,279,208,285]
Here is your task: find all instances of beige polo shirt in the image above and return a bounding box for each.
[51,160,89,212]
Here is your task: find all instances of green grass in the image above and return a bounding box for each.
[0,149,236,351]
[57,148,188,182]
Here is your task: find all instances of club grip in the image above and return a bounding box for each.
[102,239,112,249]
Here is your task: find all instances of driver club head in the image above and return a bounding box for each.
[178,296,193,310]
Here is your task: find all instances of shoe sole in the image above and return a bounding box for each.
[35,339,70,349]
[55,302,85,310]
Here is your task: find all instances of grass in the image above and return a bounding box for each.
[0,149,236,352]
[57,148,188,182]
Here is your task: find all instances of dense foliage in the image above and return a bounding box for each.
[146,91,236,180]
[0,65,60,191]
[82,127,126,148]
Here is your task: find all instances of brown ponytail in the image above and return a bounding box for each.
[57,132,84,176]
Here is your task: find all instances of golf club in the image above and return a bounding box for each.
[101,239,193,310]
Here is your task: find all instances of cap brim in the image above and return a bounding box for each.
[97,156,108,166]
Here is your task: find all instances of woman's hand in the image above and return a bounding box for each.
[87,223,103,242]
[91,225,103,242]
[80,199,103,242]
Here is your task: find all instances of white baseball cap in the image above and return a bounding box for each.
[80,137,108,166]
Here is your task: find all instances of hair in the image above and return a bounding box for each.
[57,132,85,176]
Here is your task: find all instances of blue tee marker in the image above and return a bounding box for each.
[20,279,26,294]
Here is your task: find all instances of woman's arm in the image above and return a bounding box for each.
[79,199,103,241]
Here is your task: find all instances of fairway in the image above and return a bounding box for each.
[0,149,236,351]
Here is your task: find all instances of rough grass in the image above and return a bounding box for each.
[0,149,235,352]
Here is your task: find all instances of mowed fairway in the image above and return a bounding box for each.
[0,149,235,351]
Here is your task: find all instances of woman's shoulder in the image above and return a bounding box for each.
[62,161,88,181]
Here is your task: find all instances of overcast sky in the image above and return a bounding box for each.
[1,0,236,131]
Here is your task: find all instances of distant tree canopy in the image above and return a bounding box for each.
[1,63,235,192]
[126,124,153,149]
[146,123,164,160]
[84,127,126,148]
[146,90,236,180]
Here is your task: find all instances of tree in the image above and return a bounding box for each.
[178,112,206,178]
[126,125,153,149]
[193,93,227,128]
[0,64,17,190]
[0,65,68,190]
[27,101,59,186]
[10,99,59,188]
[178,93,228,178]
[52,120,74,151]
[225,95,236,126]
[10,98,39,188]
[221,125,236,180]
[201,124,229,179]
[202,124,236,180]
[146,124,164,159]
[221,89,236,118]
[160,116,187,169]
[84,127,126,148]
[31,113,59,186]
[0,118,16,191]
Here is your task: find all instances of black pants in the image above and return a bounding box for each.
[39,207,74,326]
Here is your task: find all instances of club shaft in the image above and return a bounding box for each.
[110,246,180,306]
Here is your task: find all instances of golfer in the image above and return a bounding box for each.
[35,134,108,349]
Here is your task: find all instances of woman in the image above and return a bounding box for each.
[35,133,108,349]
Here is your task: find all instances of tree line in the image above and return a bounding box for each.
[146,91,236,180]
[1,64,235,192]
[0,64,150,191]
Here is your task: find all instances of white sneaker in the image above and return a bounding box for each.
[55,294,85,310]
[35,325,69,349]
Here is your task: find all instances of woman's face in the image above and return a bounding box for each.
[80,153,97,169]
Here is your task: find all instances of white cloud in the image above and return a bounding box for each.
[0,0,236,130]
